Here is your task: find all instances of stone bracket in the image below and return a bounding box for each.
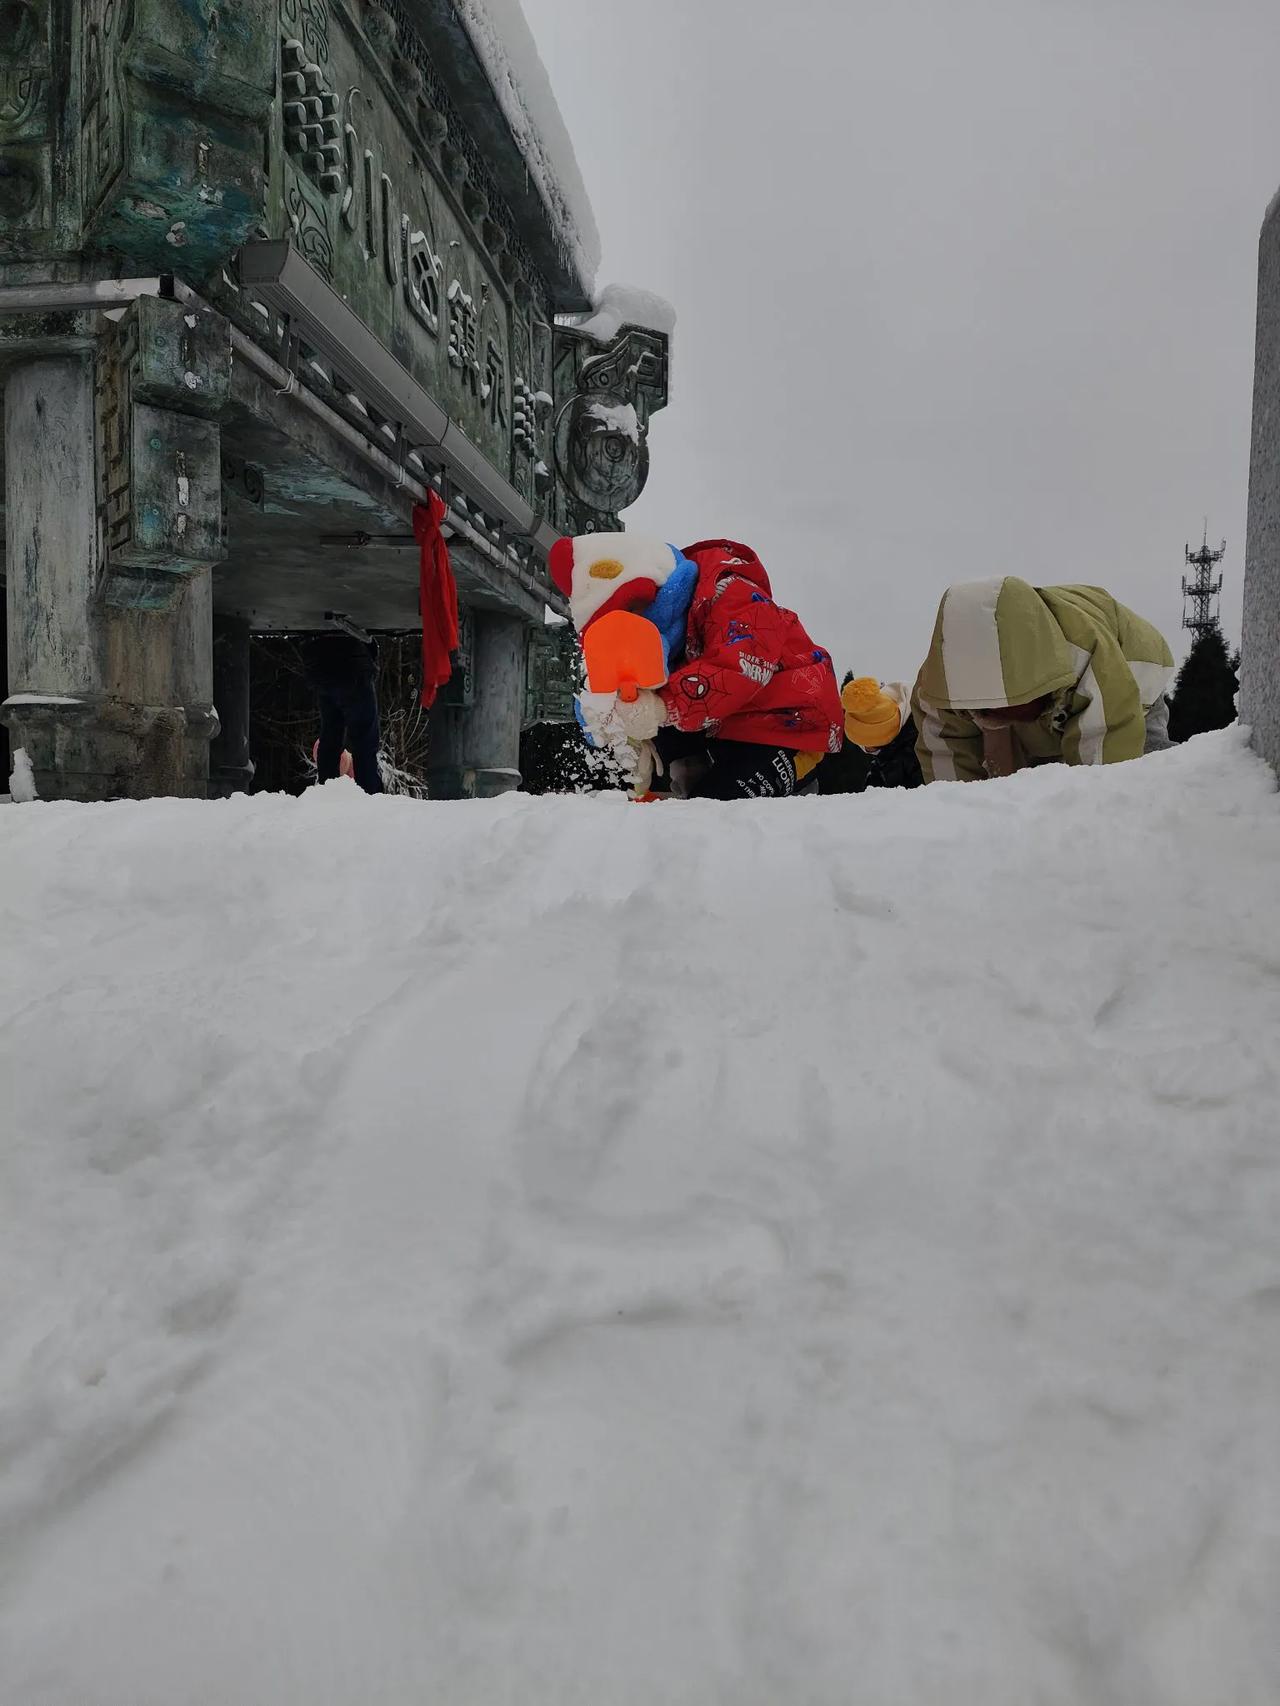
[95,293,231,608]
[550,320,670,536]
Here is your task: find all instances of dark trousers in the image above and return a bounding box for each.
[654,728,799,800]
[317,679,383,794]
[700,742,798,799]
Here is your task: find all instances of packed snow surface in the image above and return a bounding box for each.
[454,0,602,292]
[3,731,1280,1705]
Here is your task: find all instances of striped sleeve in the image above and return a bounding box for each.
[912,682,985,782]
[1059,638,1147,766]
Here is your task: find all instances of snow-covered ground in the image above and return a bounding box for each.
[3,732,1280,1705]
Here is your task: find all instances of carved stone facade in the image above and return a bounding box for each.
[260,0,552,494]
[550,322,670,536]
[0,0,672,797]
[81,0,131,222]
[80,0,274,270]
[0,0,56,247]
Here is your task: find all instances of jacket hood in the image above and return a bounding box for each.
[682,540,774,601]
[917,577,1081,711]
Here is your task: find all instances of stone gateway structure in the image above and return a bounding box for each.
[0,0,671,799]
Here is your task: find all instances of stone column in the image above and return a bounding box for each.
[466,614,526,796]
[428,611,526,798]
[209,614,255,796]
[1243,189,1280,773]
[2,353,218,800]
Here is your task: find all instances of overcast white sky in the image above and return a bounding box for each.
[521,0,1280,678]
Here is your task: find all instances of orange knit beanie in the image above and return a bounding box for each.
[841,678,903,749]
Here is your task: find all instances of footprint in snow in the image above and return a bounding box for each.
[828,869,896,921]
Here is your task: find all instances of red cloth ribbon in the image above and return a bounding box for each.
[413,493,460,710]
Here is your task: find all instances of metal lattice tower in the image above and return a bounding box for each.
[1182,525,1226,637]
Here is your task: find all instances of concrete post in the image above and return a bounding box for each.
[1,353,218,800]
[1243,189,1280,773]
[209,614,255,796]
[428,611,526,798]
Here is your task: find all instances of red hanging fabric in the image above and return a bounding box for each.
[413,493,460,709]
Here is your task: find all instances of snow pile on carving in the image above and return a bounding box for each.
[574,282,678,345]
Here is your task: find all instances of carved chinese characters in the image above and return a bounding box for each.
[270,0,529,482]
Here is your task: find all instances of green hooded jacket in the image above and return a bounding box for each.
[911,579,1174,782]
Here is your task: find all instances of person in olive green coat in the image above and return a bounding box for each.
[912,578,1175,783]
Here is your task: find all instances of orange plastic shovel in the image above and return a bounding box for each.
[582,611,668,702]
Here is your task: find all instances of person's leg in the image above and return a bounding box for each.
[342,680,384,794]
[653,726,710,798]
[692,742,798,800]
[668,754,712,798]
[316,690,345,783]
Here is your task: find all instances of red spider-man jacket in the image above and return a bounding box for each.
[658,540,844,755]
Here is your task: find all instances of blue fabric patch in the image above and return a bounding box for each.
[574,696,599,748]
[640,547,698,672]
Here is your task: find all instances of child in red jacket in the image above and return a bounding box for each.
[550,534,843,799]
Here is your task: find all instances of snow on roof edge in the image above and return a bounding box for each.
[451,0,603,296]
[570,283,677,346]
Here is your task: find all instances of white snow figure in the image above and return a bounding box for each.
[9,747,38,803]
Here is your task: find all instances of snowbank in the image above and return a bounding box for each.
[2,732,1280,1705]
[454,0,602,291]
